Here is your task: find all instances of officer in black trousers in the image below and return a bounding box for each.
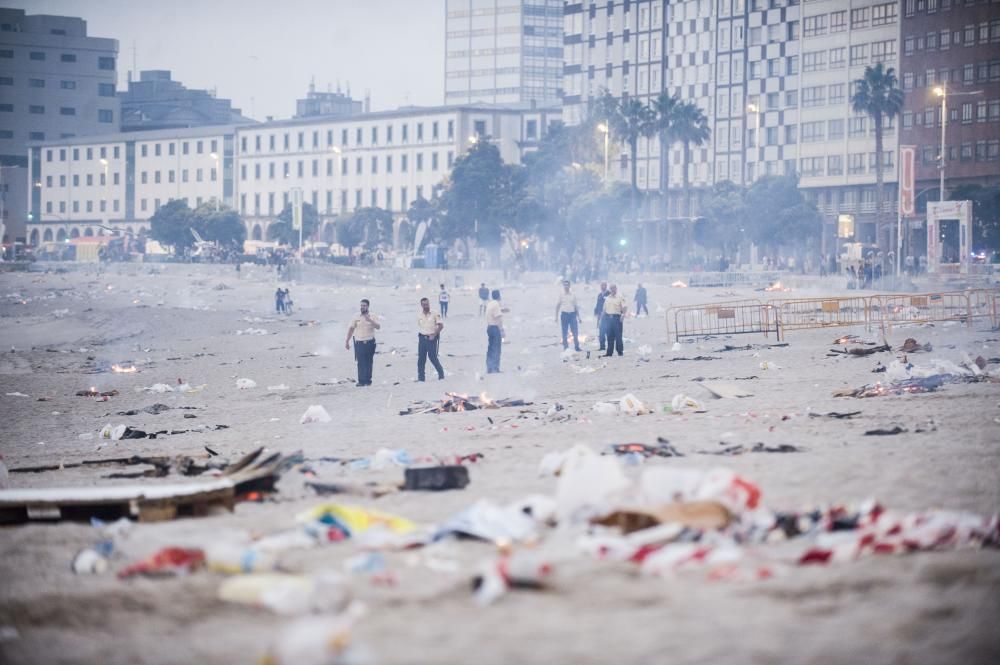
[417,297,445,381]
[594,281,609,351]
[345,298,380,386]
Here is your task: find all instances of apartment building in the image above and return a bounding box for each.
[0,8,119,243]
[445,0,564,105]
[26,125,234,244]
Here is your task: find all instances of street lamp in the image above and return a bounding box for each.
[597,121,610,181]
[933,85,983,202]
[209,152,220,211]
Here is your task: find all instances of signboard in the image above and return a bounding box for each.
[926,200,971,274]
[291,188,303,231]
[899,145,916,217]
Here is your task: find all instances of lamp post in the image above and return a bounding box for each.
[209,152,220,211]
[746,103,761,181]
[597,121,610,181]
[933,85,983,202]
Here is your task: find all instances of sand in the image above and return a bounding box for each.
[1,262,998,665]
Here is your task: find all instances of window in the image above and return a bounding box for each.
[803,15,827,37]
[829,84,845,104]
[0,76,10,85]
[402,125,408,142]
[871,40,896,64]
[961,102,973,123]
[800,157,824,177]
[872,2,897,26]
[416,153,424,171]
[926,32,938,50]
[30,51,45,60]
[828,119,845,139]
[432,152,440,170]
[0,49,11,58]
[355,157,362,175]
[341,157,347,175]
[447,120,454,139]
[802,86,826,107]
[402,154,408,172]
[28,105,44,114]
[749,27,762,46]
[851,7,870,29]
[98,56,114,70]
[355,128,362,145]
[98,83,114,96]
[60,107,76,116]
[848,153,866,174]
[29,78,44,88]
[417,123,424,141]
[98,109,114,123]
[767,92,780,110]
[828,155,843,175]
[829,48,846,69]
[386,156,393,173]
[786,56,798,76]
[371,156,378,174]
[802,121,825,142]
[830,10,847,32]
[850,44,869,66]
[849,117,867,137]
[785,90,798,107]
[803,51,826,72]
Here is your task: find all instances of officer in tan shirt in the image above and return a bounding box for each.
[554,279,582,352]
[345,298,380,386]
[603,283,627,357]
[417,297,445,381]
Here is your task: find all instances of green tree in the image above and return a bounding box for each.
[191,203,246,250]
[347,207,394,249]
[695,180,746,255]
[950,184,1000,253]
[652,92,682,217]
[437,139,512,250]
[148,199,194,252]
[566,182,632,252]
[268,202,319,248]
[336,215,365,257]
[852,63,905,236]
[673,101,711,218]
[605,94,656,215]
[743,175,822,255]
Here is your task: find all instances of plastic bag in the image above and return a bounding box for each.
[619,393,650,415]
[300,405,332,424]
[236,378,257,390]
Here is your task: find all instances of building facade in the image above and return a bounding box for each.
[26,105,559,246]
[562,0,905,258]
[294,84,364,119]
[445,0,564,105]
[27,125,234,245]
[0,8,119,242]
[119,70,255,131]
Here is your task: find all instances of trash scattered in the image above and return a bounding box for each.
[864,426,906,436]
[833,372,993,398]
[236,377,257,390]
[267,384,290,391]
[297,504,418,541]
[473,549,553,605]
[808,411,861,420]
[71,546,110,574]
[399,393,531,415]
[4,392,29,397]
[900,338,932,353]
[144,383,174,393]
[591,401,618,415]
[300,405,332,424]
[261,613,369,665]
[698,382,753,399]
[606,438,683,459]
[758,361,781,370]
[218,573,350,615]
[235,327,269,336]
[403,466,470,491]
[830,343,892,357]
[670,394,706,412]
[436,498,539,543]
[619,393,650,416]
[118,547,206,578]
[669,355,720,362]
[76,388,118,397]
[593,501,732,534]
[702,443,803,456]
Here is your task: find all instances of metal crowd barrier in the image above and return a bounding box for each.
[875,291,972,331]
[966,288,999,329]
[770,296,879,340]
[667,299,776,341]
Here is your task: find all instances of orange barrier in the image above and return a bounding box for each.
[666,299,775,341]
[770,296,879,340]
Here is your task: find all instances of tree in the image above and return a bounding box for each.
[335,215,366,257]
[743,175,822,256]
[673,101,711,218]
[566,182,632,252]
[852,63,905,239]
[950,184,1000,253]
[695,180,746,256]
[437,139,513,251]
[191,203,246,250]
[148,199,194,252]
[267,202,319,248]
[605,94,656,210]
[348,207,394,249]
[652,92,682,218]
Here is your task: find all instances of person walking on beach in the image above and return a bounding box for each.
[594,282,609,351]
[555,279,582,352]
[438,283,450,318]
[345,298,380,387]
[417,297,445,382]
[282,288,293,315]
[275,287,285,314]
[485,289,506,373]
[603,283,627,357]
[634,283,648,317]
[478,282,489,316]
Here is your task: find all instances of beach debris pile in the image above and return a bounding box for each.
[399,392,531,415]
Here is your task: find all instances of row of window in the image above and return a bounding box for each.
[241,186,429,217]
[238,119,472,154]
[140,168,216,185]
[0,104,113,122]
[47,145,119,162]
[0,77,115,95]
[0,48,113,69]
[919,141,1000,164]
[139,139,218,158]
[46,199,119,214]
[902,99,1000,127]
[238,151,456,181]
[903,0,1000,18]
[902,61,1000,90]
[903,20,1000,55]
[45,172,118,188]
[799,152,894,178]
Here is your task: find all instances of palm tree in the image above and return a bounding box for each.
[672,101,711,218]
[606,95,656,240]
[652,92,681,219]
[851,63,904,240]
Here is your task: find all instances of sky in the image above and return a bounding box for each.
[9,0,445,120]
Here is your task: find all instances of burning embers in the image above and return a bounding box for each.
[399,392,531,416]
[111,364,139,373]
[763,281,791,292]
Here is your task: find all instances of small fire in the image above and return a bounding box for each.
[111,364,138,373]
[479,392,495,407]
[764,281,791,292]
[671,280,688,288]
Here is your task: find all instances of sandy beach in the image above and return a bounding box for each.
[1,262,998,665]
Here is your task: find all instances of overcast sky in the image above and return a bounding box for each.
[9,0,445,120]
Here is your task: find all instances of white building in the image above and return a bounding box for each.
[445,0,564,105]
[563,0,902,255]
[26,104,560,246]
[27,125,234,244]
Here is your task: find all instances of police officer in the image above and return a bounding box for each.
[555,279,582,352]
[603,283,627,357]
[485,289,505,373]
[345,298,380,386]
[417,297,445,381]
[594,281,609,351]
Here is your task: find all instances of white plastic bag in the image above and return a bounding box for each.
[300,405,331,424]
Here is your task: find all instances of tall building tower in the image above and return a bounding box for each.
[0,8,119,244]
[445,0,563,106]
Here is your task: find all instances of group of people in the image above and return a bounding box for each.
[273,288,293,315]
[555,281,648,357]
